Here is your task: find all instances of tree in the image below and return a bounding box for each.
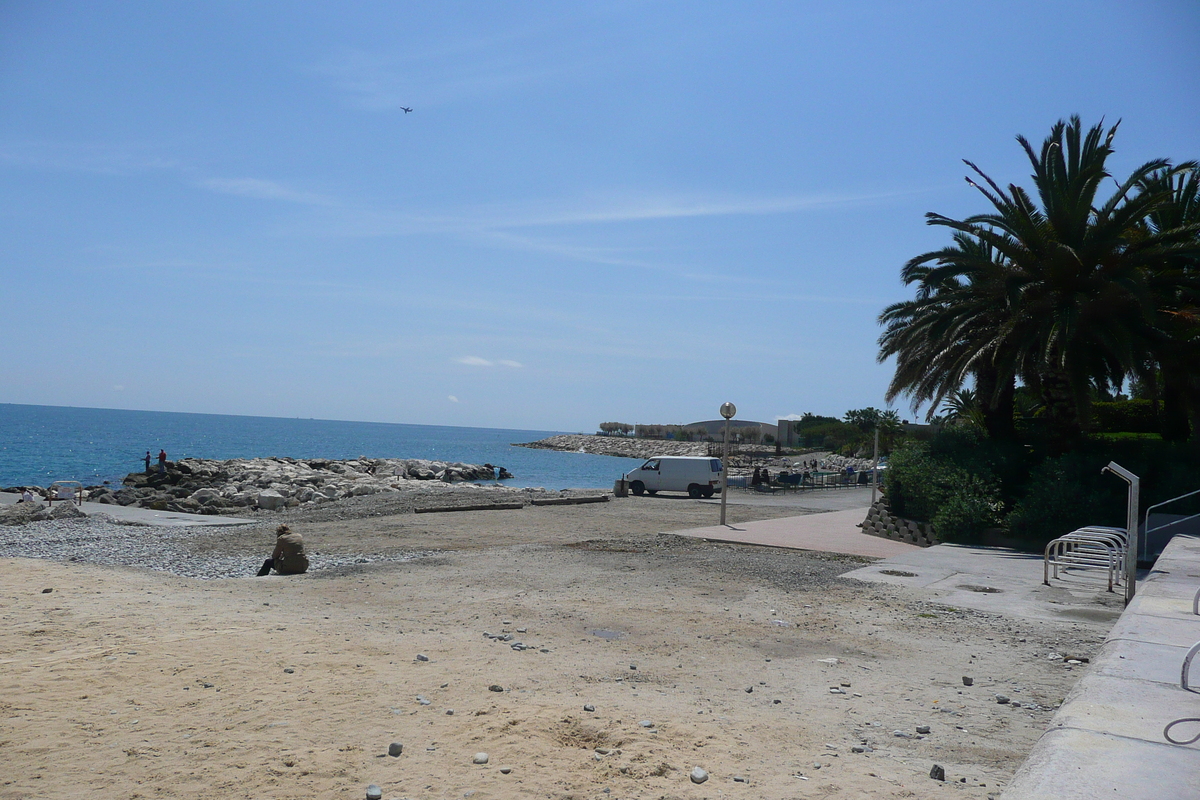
[879,232,1018,441]
[881,117,1200,451]
[1136,165,1200,440]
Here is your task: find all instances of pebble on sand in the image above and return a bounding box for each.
[366,784,383,800]
[473,752,489,764]
[690,767,709,784]
[388,742,403,757]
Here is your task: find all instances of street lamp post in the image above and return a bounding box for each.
[871,425,880,506]
[719,402,736,526]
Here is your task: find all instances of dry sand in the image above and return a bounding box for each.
[0,495,1104,799]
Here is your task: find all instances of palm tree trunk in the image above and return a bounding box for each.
[975,367,1016,442]
[1160,366,1192,442]
[1037,370,1085,452]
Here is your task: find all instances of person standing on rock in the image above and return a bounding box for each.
[256,524,309,576]
[157,449,167,474]
[144,451,152,473]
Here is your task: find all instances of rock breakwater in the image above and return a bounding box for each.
[17,457,513,516]
[515,434,710,459]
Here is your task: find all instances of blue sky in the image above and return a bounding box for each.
[2,1,1198,432]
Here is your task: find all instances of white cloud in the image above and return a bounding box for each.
[456,356,524,368]
[199,178,334,206]
[447,395,459,403]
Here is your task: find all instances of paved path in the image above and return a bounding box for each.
[1000,533,1200,799]
[840,542,1126,627]
[672,507,921,558]
[0,492,255,527]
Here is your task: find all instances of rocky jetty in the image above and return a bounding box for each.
[515,433,798,460]
[25,457,512,516]
[515,434,710,459]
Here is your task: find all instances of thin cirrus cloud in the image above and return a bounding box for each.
[456,356,523,368]
[198,177,336,206]
[311,188,928,240]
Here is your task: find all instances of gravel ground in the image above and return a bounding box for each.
[0,518,438,580]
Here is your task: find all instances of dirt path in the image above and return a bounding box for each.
[0,498,1104,800]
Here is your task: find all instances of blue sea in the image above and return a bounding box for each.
[0,404,645,490]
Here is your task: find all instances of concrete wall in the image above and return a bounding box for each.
[1001,533,1200,799]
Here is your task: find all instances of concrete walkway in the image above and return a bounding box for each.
[841,543,1126,626]
[0,491,255,527]
[1000,533,1200,799]
[672,507,922,559]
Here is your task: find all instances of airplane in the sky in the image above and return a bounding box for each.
[401,107,413,113]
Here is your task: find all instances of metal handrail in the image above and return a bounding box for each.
[1142,487,1200,561]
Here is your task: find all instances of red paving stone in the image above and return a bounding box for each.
[670,507,922,558]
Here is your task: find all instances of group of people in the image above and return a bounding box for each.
[750,467,773,486]
[143,449,168,474]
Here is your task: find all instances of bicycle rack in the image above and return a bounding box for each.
[1044,527,1126,593]
[1181,641,1200,692]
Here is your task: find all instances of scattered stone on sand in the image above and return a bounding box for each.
[499,766,512,774]
[388,742,403,757]
[916,725,931,734]
[472,752,489,764]
[638,720,653,728]
[995,694,1010,704]
[488,684,504,692]
[416,695,431,705]
[583,704,595,712]
[962,676,974,686]
[41,588,53,594]
[690,767,709,784]
[366,784,382,800]
[930,764,946,781]
[416,653,429,662]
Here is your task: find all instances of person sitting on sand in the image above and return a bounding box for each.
[256,524,309,576]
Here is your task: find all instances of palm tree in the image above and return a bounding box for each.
[879,231,1016,441]
[882,117,1197,450]
[1136,165,1200,440]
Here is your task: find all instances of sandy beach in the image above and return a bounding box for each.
[0,490,1105,800]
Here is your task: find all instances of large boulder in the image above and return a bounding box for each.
[48,502,88,520]
[256,489,287,511]
[0,503,42,526]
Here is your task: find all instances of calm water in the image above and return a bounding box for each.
[0,404,645,489]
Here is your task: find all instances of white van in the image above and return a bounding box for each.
[623,456,723,498]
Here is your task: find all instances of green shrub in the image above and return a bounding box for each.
[885,435,1003,542]
[1092,400,1157,433]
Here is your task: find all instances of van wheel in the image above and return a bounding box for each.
[688,484,702,499]
[630,481,645,496]
[702,486,715,498]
